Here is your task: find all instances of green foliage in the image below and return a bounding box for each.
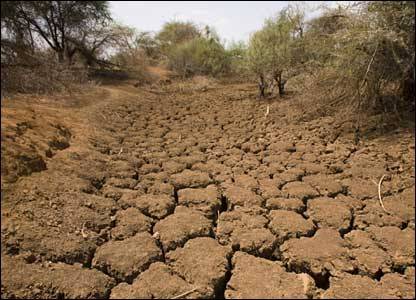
[157,21,200,55]
[225,40,249,76]
[168,36,230,77]
[247,6,305,96]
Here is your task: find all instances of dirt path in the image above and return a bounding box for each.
[1,81,415,299]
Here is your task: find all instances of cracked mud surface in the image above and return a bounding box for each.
[1,81,415,299]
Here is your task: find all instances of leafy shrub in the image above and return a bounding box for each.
[247,6,305,97]
[168,36,230,77]
[226,41,250,80]
[157,21,200,56]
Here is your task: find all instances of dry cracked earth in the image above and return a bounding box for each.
[1,80,415,299]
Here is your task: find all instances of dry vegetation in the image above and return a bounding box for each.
[2,1,414,131]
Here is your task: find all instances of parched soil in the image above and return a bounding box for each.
[1,79,415,299]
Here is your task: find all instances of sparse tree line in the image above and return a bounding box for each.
[1,1,414,119]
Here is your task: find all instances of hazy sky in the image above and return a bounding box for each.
[109,1,344,45]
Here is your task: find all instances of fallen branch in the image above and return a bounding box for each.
[377,174,389,214]
[171,287,199,299]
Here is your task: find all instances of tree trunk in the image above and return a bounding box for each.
[275,72,286,96]
[258,74,267,98]
[401,62,415,110]
[65,46,77,65]
[57,50,65,63]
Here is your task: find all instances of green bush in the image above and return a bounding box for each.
[247,6,305,97]
[226,41,249,78]
[168,36,230,77]
[157,21,200,56]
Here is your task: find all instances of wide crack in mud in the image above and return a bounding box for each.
[1,82,415,299]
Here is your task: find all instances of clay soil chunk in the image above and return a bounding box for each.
[225,251,316,299]
[281,181,319,200]
[118,193,175,219]
[110,207,153,240]
[279,168,305,183]
[258,178,283,199]
[166,237,232,298]
[382,187,415,224]
[105,177,137,189]
[354,199,406,229]
[296,162,327,175]
[268,210,315,243]
[223,184,264,209]
[177,185,221,219]
[170,169,212,189]
[367,226,415,267]
[110,262,201,299]
[230,228,277,258]
[233,174,258,191]
[1,254,115,299]
[344,230,392,276]
[92,232,162,282]
[153,206,213,252]
[265,197,306,213]
[162,160,186,174]
[322,274,398,299]
[268,141,296,153]
[306,197,352,233]
[302,174,344,197]
[342,178,377,200]
[216,208,274,257]
[380,272,415,299]
[280,228,354,277]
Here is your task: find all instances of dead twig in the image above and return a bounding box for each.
[118,148,123,155]
[171,287,199,299]
[377,174,389,214]
[264,105,270,117]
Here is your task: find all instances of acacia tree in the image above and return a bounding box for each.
[247,6,305,98]
[109,25,147,66]
[246,30,272,98]
[2,1,111,62]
